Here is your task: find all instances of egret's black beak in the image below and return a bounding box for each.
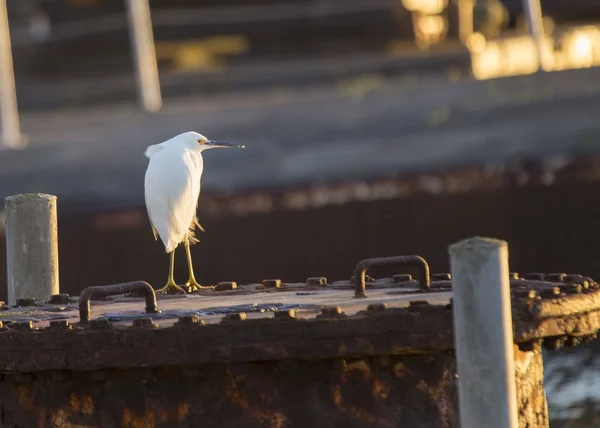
[207,140,245,149]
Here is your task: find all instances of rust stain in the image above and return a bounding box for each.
[372,378,389,400]
[331,383,393,428]
[225,381,288,428]
[177,403,189,421]
[332,385,343,406]
[343,360,371,381]
[17,385,34,409]
[393,362,408,377]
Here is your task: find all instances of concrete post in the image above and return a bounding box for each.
[125,0,162,113]
[5,194,59,306]
[0,0,24,149]
[449,237,518,428]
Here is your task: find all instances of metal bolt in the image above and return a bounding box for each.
[274,309,297,319]
[565,274,583,283]
[582,333,597,343]
[262,279,281,288]
[132,317,157,328]
[514,289,537,299]
[13,321,34,330]
[509,272,520,280]
[543,336,566,350]
[49,320,71,330]
[307,277,327,286]
[49,294,70,304]
[90,319,112,330]
[523,273,545,281]
[539,287,561,298]
[564,336,580,347]
[176,315,205,326]
[214,281,237,291]
[367,303,387,312]
[560,283,583,294]
[432,273,451,281]
[16,298,36,307]
[223,312,247,322]
[546,273,566,282]
[0,301,5,311]
[393,274,413,282]
[321,306,343,316]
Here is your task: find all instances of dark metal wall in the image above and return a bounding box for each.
[1,179,599,302]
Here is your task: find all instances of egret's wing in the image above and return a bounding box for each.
[144,149,202,253]
[144,144,164,159]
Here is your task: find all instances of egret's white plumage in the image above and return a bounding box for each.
[143,131,244,293]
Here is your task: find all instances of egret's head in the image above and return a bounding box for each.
[174,131,245,152]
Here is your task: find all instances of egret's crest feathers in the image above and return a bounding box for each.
[144,144,164,159]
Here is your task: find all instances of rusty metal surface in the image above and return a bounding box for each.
[0,262,598,374]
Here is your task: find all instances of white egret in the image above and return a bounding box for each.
[144,131,245,293]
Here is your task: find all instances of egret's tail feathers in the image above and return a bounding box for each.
[144,144,164,159]
[165,240,179,254]
[185,216,205,246]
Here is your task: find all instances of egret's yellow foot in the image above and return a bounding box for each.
[185,279,214,292]
[156,280,187,294]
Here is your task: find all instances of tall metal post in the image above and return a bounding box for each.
[522,0,545,71]
[0,0,23,149]
[125,0,162,113]
[449,237,518,428]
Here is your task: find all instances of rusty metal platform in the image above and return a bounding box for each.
[0,256,599,427]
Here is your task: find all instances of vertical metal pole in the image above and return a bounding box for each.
[449,237,518,428]
[458,0,474,45]
[125,0,162,113]
[0,0,22,149]
[522,0,545,71]
[5,194,60,306]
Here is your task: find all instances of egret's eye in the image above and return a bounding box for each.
[197,139,206,144]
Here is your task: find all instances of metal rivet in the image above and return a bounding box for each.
[546,273,566,282]
[49,320,71,330]
[321,306,343,316]
[540,287,561,298]
[132,317,157,328]
[90,319,112,330]
[543,336,567,350]
[564,336,580,347]
[13,321,34,330]
[509,272,520,280]
[214,281,237,291]
[432,273,451,281]
[262,279,281,288]
[307,277,327,286]
[523,273,545,281]
[582,333,597,343]
[223,313,247,322]
[367,303,387,312]
[274,309,297,319]
[514,290,537,299]
[176,315,205,326]
[565,274,583,283]
[16,298,36,307]
[0,301,5,311]
[393,274,413,282]
[49,294,70,304]
[560,283,583,294]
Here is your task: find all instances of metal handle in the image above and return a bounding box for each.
[353,255,431,298]
[79,281,159,323]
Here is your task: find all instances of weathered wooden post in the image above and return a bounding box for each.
[5,193,59,306]
[449,237,519,428]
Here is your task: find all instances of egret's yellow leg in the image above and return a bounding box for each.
[156,248,186,294]
[184,239,213,292]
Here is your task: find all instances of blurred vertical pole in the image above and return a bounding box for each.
[458,0,474,45]
[125,0,162,113]
[0,0,23,149]
[522,0,545,71]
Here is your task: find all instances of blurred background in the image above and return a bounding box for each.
[1,0,600,426]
